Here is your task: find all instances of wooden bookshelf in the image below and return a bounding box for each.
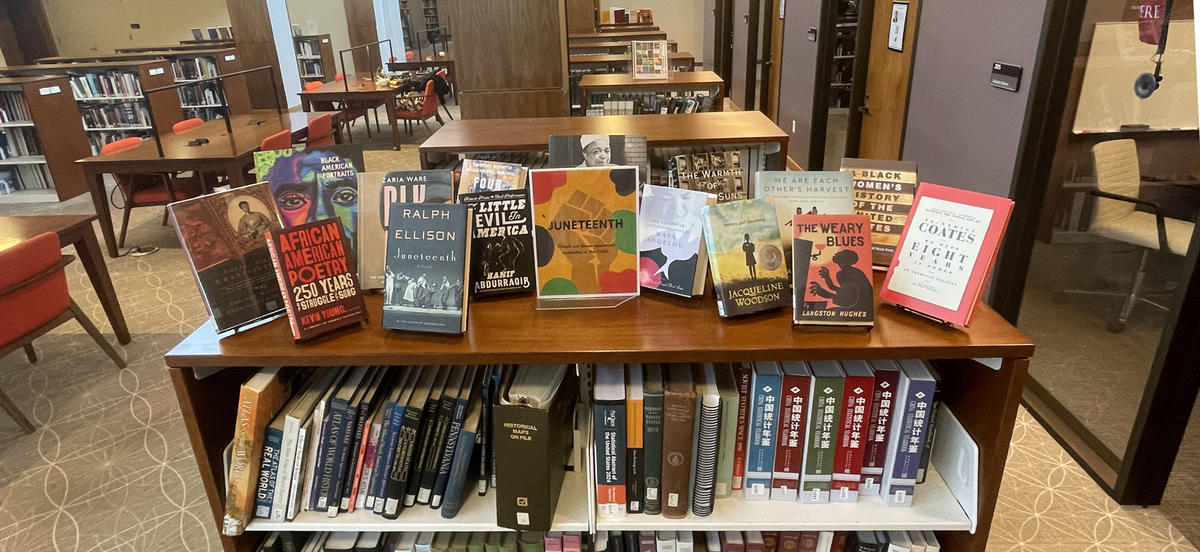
[116,43,235,53]
[165,277,1032,552]
[569,51,695,72]
[570,40,678,55]
[577,71,724,114]
[599,23,660,31]
[293,34,336,83]
[0,76,90,201]
[569,30,668,43]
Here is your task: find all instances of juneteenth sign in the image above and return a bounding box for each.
[268,218,366,339]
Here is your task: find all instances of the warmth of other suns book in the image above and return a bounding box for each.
[701,198,790,317]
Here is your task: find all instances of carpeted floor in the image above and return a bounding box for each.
[0,110,1196,551]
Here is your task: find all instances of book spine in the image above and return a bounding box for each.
[370,402,402,513]
[405,397,442,506]
[661,389,696,518]
[254,427,283,519]
[347,416,373,512]
[479,371,494,496]
[882,377,936,507]
[715,389,739,498]
[357,416,384,510]
[223,390,262,536]
[642,388,664,515]
[327,401,359,516]
[593,400,627,517]
[770,374,809,501]
[439,425,478,518]
[432,397,470,508]
[860,370,900,496]
[744,372,780,500]
[316,399,348,513]
[265,235,302,340]
[306,403,330,511]
[271,418,299,521]
[382,405,424,519]
[287,423,309,521]
[831,375,874,503]
[917,386,942,484]
[340,405,370,512]
[732,366,751,491]
[691,398,720,516]
[626,394,644,514]
[638,533,656,552]
[417,396,456,504]
[800,376,843,504]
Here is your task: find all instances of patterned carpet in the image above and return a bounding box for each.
[0,113,1195,551]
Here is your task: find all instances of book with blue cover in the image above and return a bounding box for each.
[382,203,472,334]
[744,361,782,501]
[881,359,937,507]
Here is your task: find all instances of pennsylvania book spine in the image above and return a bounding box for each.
[440,421,478,518]
[770,373,810,501]
[642,379,664,515]
[745,369,781,500]
[432,394,470,508]
[254,427,283,519]
[732,365,751,492]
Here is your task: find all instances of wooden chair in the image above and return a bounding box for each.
[102,137,203,249]
[260,130,293,151]
[306,113,334,147]
[395,79,443,136]
[332,73,378,142]
[0,233,126,433]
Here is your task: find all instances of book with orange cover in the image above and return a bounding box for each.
[223,367,289,536]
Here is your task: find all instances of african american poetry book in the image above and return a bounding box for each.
[169,182,286,333]
[459,189,536,298]
[357,170,454,290]
[266,218,367,340]
[382,203,472,334]
[791,214,874,326]
[254,145,366,257]
[529,166,640,308]
[840,158,918,268]
[701,199,790,317]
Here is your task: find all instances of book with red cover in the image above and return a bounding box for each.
[744,532,764,552]
[860,360,900,496]
[731,362,753,491]
[830,360,875,503]
[797,533,819,552]
[266,218,367,340]
[792,214,874,326]
[762,533,778,552]
[777,533,800,552]
[720,532,745,552]
[770,361,812,501]
[880,182,1014,326]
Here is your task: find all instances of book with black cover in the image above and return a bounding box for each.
[594,364,627,518]
[266,218,367,340]
[642,364,665,515]
[405,368,449,507]
[382,203,472,334]
[459,189,536,299]
[433,366,478,507]
[358,170,454,291]
[382,367,437,518]
[418,366,465,505]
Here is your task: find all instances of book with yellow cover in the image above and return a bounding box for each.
[529,166,640,308]
[701,198,790,317]
[223,367,289,536]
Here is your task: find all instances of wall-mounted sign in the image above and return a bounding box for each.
[321,38,329,44]
[224,54,237,61]
[148,67,165,76]
[990,62,1023,92]
[888,2,909,52]
[38,85,61,96]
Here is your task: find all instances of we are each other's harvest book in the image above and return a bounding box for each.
[529,166,640,308]
[880,182,1014,326]
[266,218,367,340]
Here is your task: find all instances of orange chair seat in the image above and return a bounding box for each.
[119,175,204,205]
[0,233,69,348]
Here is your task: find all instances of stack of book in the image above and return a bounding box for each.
[257,531,592,552]
[79,102,152,130]
[585,93,716,116]
[0,91,32,122]
[595,530,938,552]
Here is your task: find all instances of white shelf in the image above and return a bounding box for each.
[0,155,47,166]
[594,464,969,532]
[297,55,324,60]
[183,104,226,109]
[74,95,145,102]
[84,126,152,132]
[0,188,58,202]
[246,467,591,533]
[0,121,34,128]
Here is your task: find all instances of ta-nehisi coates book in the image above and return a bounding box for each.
[792,214,874,326]
[382,203,472,334]
[266,217,368,340]
[169,182,286,334]
[701,198,790,317]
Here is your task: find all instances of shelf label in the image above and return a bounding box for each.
[149,68,165,76]
[321,38,329,43]
[224,54,236,61]
[38,85,61,96]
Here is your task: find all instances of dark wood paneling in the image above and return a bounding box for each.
[459,89,569,119]
[139,61,184,130]
[566,0,597,33]
[0,0,57,65]
[16,77,89,200]
[214,48,253,115]
[225,0,286,109]
[344,0,380,71]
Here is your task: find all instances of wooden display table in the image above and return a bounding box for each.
[578,71,725,111]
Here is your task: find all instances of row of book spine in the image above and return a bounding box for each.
[300,60,325,78]
[86,130,148,156]
[600,530,939,552]
[260,531,592,552]
[0,127,44,159]
[69,71,143,99]
[0,165,54,193]
[179,83,225,108]
[593,360,940,519]
[79,102,151,129]
[0,92,32,122]
[585,93,715,117]
[173,57,219,82]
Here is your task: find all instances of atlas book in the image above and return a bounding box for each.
[701,198,790,317]
[744,361,782,500]
[840,158,918,268]
[549,134,650,188]
[254,145,366,257]
[755,170,855,266]
[593,364,628,518]
[881,360,937,507]
[381,202,472,334]
[169,182,286,334]
[674,150,749,203]
[800,361,845,504]
[457,159,527,198]
[638,185,714,297]
[860,360,901,496]
[266,218,367,340]
[459,189,536,299]
[529,166,640,309]
[631,40,669,79]
[831,360,875,503]
[879,182,1014,327]
[357,170,454,290]
[770,361,811,501]
[792,214,874,326]
[223,367,288,536]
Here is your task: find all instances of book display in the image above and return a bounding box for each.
[840,159,919,269]
[578,72,726,116]
[631,40,669,80]
[164,99,1031,552]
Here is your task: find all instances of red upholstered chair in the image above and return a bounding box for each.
[306,113,334,147]
[0,233,126,433]
[405,50,415,61]
[304,80,323,92]
[102,137,204,249]
[328,72,374,142]
[172,117,204,133]
[260,129,293,151]
[395,78,442,136]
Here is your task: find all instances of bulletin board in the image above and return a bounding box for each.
[1073,20,1197,134]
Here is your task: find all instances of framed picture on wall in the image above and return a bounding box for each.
[888,2,909,52]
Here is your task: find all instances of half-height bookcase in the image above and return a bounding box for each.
[294,35,335,83]
[166,283,1032,552]
[576,72,725,116]
[0,76,90,201]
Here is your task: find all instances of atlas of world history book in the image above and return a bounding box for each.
[792,214,874,326]
[357,170,454,290]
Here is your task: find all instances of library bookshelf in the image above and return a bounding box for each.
[294,35,336,83]
[0,76,90,201]
[577,72,725,115]
[166,276,1032,552]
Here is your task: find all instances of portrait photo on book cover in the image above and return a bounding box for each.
[549,134,649,186]
[256,146,364,253]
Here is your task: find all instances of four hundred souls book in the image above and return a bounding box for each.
[266,218,368,340]
[638,185,714,297]
[382,203,473,334]
[792,214,874,326]
[701,199,790,317]
[530,166,640,308]
[458,159,527,198]
[357,170,454,291]
[255,145,366,257]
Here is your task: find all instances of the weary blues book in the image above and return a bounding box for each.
[382,203,472,334]
[792,214,874,326]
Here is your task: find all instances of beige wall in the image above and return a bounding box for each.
[42,0,230,55]
[599,0,706,61]
[285,0,356,76]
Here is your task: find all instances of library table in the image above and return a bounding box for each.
[385,59,458,103]
[298,74,407,150]
[0,215,130,344]
[75,110,339,258]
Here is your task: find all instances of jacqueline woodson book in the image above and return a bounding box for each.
[459,189,536,298]
[266,218,368,340]
[700,198,790,317]
[791,214,874,326]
